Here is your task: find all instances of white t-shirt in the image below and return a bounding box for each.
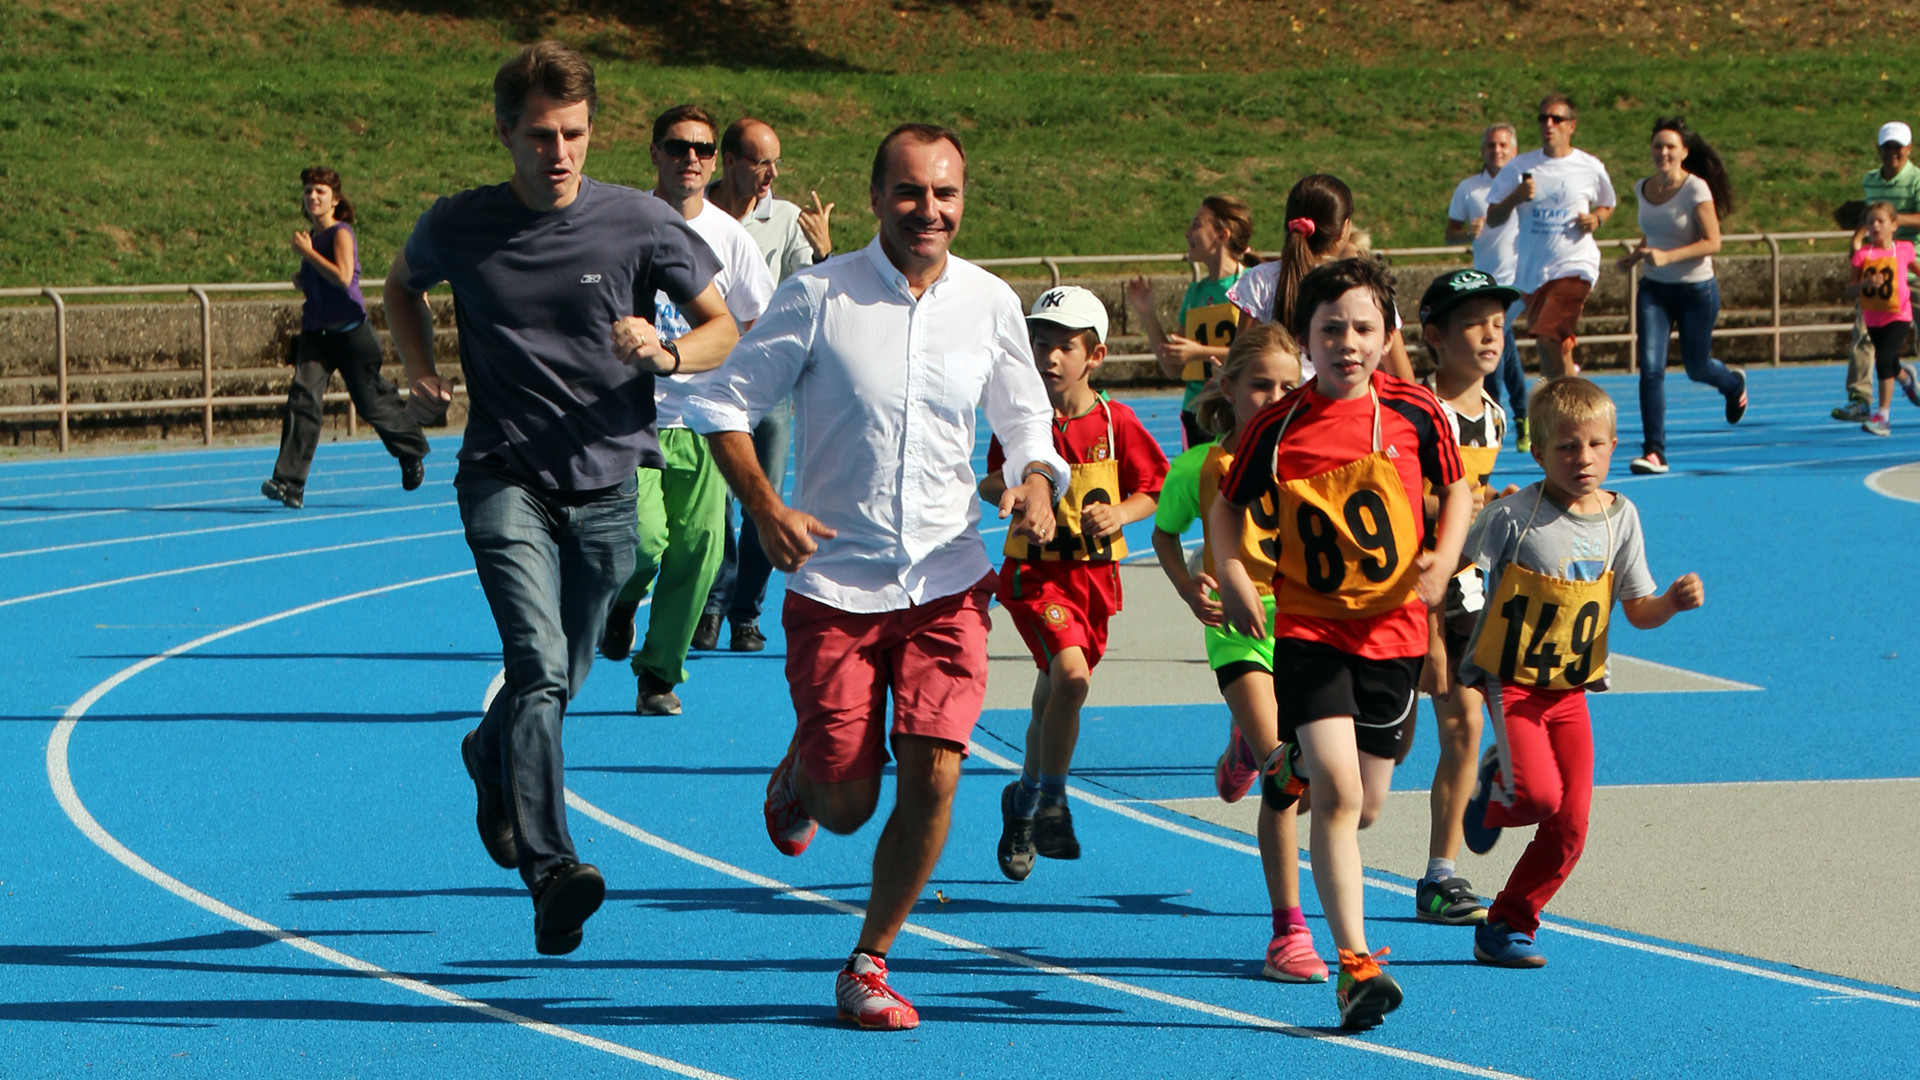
[649,194,777,429]
[1488,148,1618,294]
[1225,259,1402,382]
[1448,171,1521,287]
[1634,174,1715,285]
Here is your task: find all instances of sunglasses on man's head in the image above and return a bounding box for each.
[1538,113,1573,125]
[660,139,717,160]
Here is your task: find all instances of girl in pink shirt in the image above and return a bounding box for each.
[1848,201,1920,436]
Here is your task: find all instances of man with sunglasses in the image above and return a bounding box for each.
[600,104,775,717]
[1488,94,1617,379]
[689,117,835,657]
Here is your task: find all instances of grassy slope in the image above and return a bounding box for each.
[2,1,1915,286]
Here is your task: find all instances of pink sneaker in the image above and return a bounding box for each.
[836,953,920,1029]
[1262,924,1329,983]
[764,740,816,857]
[1214,726,1258,803]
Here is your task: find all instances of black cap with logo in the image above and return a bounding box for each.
[1418,268,1523,327]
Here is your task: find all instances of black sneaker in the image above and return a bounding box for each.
[1414,875,1487,925]
[1032,802,1080,860]
[461,729,518,869]
[997,782,1036,881]
[262,478,304,509]
[690,612,723,652]
[400,456,426,491]
[1336,951,1403,1031]
[1725,369,1748,425]
[532,862,605,956]
[599,601,638,661]
[635,670,682,716]
[730,617,767,653]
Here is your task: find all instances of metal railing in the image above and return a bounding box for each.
[0,229,1863,451]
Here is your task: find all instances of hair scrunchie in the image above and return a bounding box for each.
[1286,217,1316,237]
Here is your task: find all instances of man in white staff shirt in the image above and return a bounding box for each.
[599,104,775,716]
[1446,120,1530,448]
[1487,93,1617,379]
[684,123,1068,1031]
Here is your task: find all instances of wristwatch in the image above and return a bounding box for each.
[1021,464,1059,505]
[660,337,682,375]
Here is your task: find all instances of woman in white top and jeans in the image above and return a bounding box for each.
[1618,118,1748,475]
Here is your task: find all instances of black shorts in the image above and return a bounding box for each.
[1869,321,1913,381]
[1271,638,1421,763]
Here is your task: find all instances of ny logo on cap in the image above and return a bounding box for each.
[1035,288,1069,309]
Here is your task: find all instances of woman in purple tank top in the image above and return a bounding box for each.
[263,166,430,508]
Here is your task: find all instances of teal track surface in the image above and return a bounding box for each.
[2,364,1916,1077]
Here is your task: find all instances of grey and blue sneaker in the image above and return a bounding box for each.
[1474,919,1547,968]
[1462,746,1503,855]
[1415,875,1488,925]
[1833,397,1873,422]
[1902,364,1920,408]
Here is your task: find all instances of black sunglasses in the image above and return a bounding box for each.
[1537,113,1573,125]
[660,139,717,160]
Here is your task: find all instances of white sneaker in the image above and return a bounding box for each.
[835,953,919,1030]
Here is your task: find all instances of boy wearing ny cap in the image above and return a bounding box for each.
[1411,268,1523,929]
[982,285,1171,879]
[1836,121,1920,421]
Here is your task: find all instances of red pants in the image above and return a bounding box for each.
[1483,681,1592,935]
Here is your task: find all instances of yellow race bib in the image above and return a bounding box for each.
[1472,563,1612,690]
[1458,444,1501,500]
[1198,444,1279,595]
[1860,252,1903,315]
[1263,387,1423,620]
[1180,301,1240,383]
[1004,399,1130,563]
[1004,457,1128,563]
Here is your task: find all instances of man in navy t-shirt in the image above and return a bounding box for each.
[383,41,735,957]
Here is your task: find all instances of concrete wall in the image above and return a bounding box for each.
[0,249,1858,447]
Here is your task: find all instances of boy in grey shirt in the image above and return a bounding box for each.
[1457,378,1703,970]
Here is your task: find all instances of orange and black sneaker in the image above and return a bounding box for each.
[1259,741,1309,813]
[1335,947,1402,1031]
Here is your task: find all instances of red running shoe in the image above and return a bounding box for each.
[765,740,816,857]
[1215,725,1258,803]
[836,953,919,1030]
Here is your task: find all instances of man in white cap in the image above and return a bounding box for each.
[982,285,1168,883]
[1834,121,1920,421]
[683,123,1068,1030]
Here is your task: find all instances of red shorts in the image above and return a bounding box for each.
[782,578,994,784]
[1524,276,1593,344]
[996,559,1121,671]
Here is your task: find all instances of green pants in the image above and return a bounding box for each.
[614,427,727,686]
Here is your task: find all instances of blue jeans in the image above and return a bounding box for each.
[1483,318,1527,422]
[457,463,638,889]
[704,397,792,623]
[1636,277,1742,457]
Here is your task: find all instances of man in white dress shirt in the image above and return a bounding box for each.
[599,104,775,716]
[1487,94,1616,379]
[685,123,1069,1030]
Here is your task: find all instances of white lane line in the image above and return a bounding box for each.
[46,573,739,1080]
[563,788,1530,1080]
[0,478,441,530]
[0,444,397,482]
[0,529,464,608]
[0,500,456,560]
[0,463,401,504]
[963,743,1920,1010]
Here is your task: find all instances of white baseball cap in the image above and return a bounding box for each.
[1027,285,1109,344]
[1879,121,1913,148]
